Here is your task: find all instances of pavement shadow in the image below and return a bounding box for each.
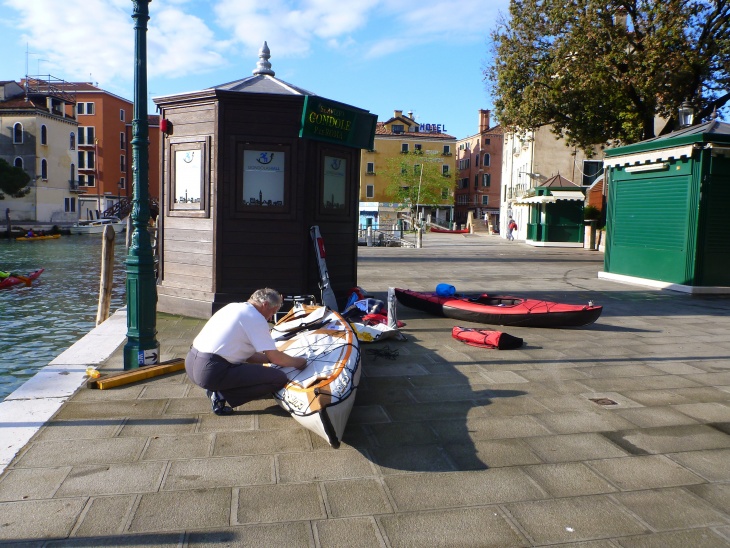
[339,331,527,473]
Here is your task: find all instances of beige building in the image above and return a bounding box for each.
[501,126,604,239]
[359,110,456,229]
[0,78,80,224]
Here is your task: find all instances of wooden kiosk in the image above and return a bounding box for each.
[153,43,377,318]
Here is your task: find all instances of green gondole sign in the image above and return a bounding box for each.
[300,96,377,150]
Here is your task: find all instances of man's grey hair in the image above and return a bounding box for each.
[249,288,283,308]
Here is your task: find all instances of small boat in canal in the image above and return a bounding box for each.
[395,288,602,328]
[0,268,44,289]
[270,304,361,448]
[69,217,126,235]
[15,234,60,242]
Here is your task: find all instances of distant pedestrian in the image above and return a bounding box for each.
[507,218,517,241]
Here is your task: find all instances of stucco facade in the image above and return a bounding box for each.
[455,110,503,230]
[65,83,160,221]
[359,110,456,229]
[0,79,79,223]
[501,125,604,239]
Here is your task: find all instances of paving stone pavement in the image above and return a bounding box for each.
[1,232,730,547]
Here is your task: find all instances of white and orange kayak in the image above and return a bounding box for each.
[270,304,361,448]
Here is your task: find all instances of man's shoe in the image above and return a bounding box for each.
[206,390,234,415]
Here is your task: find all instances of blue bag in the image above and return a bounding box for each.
[435,283,456,296]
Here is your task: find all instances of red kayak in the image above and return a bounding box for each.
[0,268,44,289]
[395,288,602,327]
[430,227,469,234]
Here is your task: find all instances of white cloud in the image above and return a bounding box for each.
[1,0,226,86]
[148,5,227,78]
[212,0,381,58]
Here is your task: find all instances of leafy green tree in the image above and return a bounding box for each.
[0,159,31,199]
[487,0,730,151]
[381,152,454,223]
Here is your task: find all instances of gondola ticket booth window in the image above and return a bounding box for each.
[322,155,347,211]
[169,138,209,217]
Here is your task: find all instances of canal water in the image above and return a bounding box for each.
[0,234,128,400]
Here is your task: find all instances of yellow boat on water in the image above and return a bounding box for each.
[15,234,61,241]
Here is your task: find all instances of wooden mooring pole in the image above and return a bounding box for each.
[96,225,116,326]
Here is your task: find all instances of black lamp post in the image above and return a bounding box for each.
[123,0,159,369]
[678,99,695,129]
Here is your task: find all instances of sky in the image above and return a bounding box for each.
[0,0,511,140]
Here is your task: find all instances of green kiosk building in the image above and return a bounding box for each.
[600,120,730,293]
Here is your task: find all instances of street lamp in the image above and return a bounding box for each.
[123,0,159,370]
[678,99,695,129]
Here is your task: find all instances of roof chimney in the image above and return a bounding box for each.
[394,110,403,118]
[479,109,490,133]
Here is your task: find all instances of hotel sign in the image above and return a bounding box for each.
[300,96,377,150]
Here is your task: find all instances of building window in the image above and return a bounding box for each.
[120,132,126,150]
[70,132,76,150]
[441,188,449,199]
[14,157,23,169]
[366,162,374,174]
[120,109,125,121]
[484,138,491,145]
[392,124,404,134]
[443,145,451,155]
[119,177,125,190]
[41,159,48,180]
[65,197,76,213]
[482,195,489,205]
[474,174,479,189]
[582,160,603,186]
[483,173,491,187]
[366,184,374,198]
[70,164,75,185]
[41,125,48,145]
[77,102,95,115]
[13,123,23,144]
[483,153,490,166]
[120,155,126,171]
[476,154,480,167]
[414,143,422,152]
[78,151,95,169]
[442,164,449,176]
[401,143,409,153]
[78,127,95,145]
[78,174,96,187]
[414,164,421,175]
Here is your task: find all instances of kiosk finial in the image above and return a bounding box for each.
[253,41,275,76]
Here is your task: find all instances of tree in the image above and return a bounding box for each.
[381,152,454,224]
[0,159,31,199]
[487,0,730,151]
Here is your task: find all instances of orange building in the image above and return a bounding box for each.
[455,110,503,230]
[64,83,160,220]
